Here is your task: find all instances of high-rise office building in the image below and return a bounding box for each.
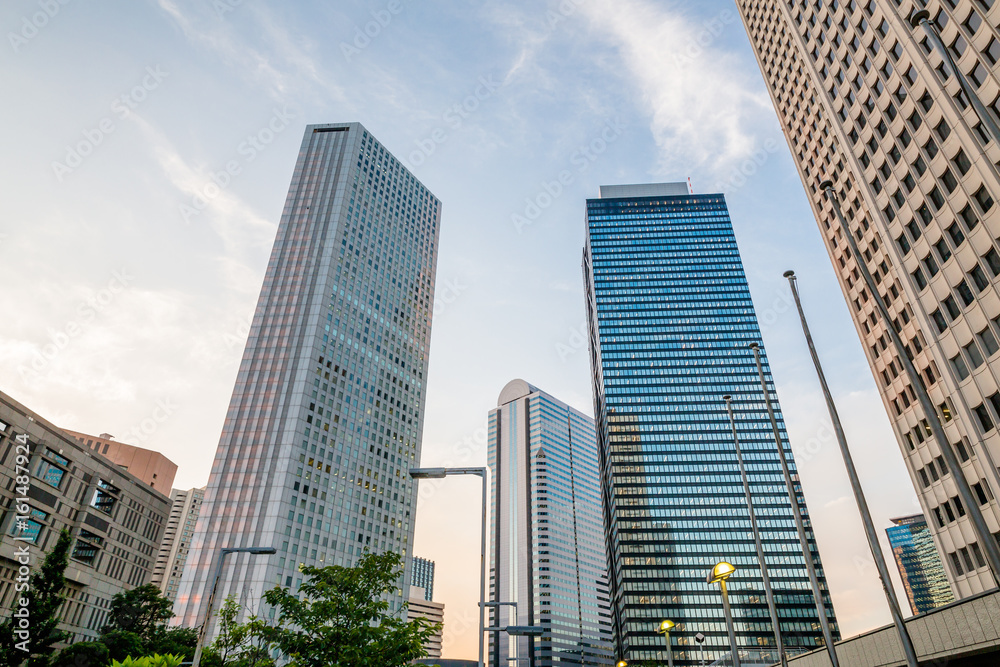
[411,555,435,602]
[174,123,441,632]
[488,379,614,667]
[152,487,205,603]
[0,391,171,646]
[735,0,1000,599]
[887,514,956,615]
[583,184,838,664]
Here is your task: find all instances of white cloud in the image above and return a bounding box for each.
[577,0,775,178]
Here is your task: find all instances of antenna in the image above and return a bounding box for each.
[687,177,694,194]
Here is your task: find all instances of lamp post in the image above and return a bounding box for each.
[192,546,276,667]
[784,270,919,667]
[695,632,706,667]
[910,10,1000,148]
[749,342,840,667]
[410,467,488,667]
[819,179,1000,583]
[723,396,788,667]
[658,619,676,667]
[707,562,740,667]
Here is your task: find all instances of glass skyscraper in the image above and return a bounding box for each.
[411,555,436,601]
[175,123,440,632]
[488,379,614,666]
[583,183,838,665]
[887,514,956,615]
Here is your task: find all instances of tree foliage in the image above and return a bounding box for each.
[102,585,174,642]
[0,529,73,667]
[261,551,439,667]
[49,640,110,667]
[202,597,273,667]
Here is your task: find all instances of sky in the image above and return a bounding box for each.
[0,0,925,659]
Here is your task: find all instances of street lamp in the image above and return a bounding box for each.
[695,632,706,667]
[910,10,1000,148]
[749,342,840,667]
[192,546,276,667]
[616,661,628,667]
[723,395,787,667]
[707,562,740,667]
[658,619,676,667]
[410,467,488,667]
[784,270,919,667]
[818,179,1000,584]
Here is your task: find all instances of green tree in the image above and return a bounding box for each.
[147,627,197,663]
[50,641,110,667]
[261,551,439,667]
[99,630,145,663]
[102,585,173,642]
[203,597,274,667]
[0,529,73,667]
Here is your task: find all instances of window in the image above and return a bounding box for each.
[944,294,961,319]
[8,507,48,544]
[975,185,995,213]
[91,480,120,515]
[953,149,972,176]
[957,279,976,306]
[966,340,985,368]
[35,456,66,490]
[971,264,990,291]
[975,403,995,431]
[952,353,970,380]
[72,530,104,565]
[978,327,999,356]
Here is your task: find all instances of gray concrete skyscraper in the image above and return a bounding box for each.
[175,123,441,632]
[488,380,614,667]
[736,0,1000,600]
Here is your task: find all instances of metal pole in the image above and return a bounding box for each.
[749,343,840,667]
[785,271,920,667]
[911,11,1000,148]
[192,549,230,667]
[479,470,487,667]
[723,396,788,667]
[665,629,674,667]
[719,580,741,667]
[820,180,1000,582]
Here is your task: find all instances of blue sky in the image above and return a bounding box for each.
[1,0,922,658]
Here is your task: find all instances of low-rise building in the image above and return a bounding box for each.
[0,391,172,644]
[64,430,177,493]
[408,586,444,659]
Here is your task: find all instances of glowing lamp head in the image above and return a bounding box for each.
[659,619,676,633]
[708,561,737,584]
[617,661,628,667]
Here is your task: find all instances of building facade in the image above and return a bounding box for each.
[174,123,441,632]
[152,487,205,603]
[0,391,171,645]
[887,514,956,615]
[407,587,445,659]
[64,430,177,493]
[735,0,1000,599]
[583,184,838,665]
[411,555,435,602]
[488,379,614,667]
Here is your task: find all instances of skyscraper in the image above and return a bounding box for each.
[175,123,441,632]
[488,379,614,666]
[411,555,436,602]
[735,0,1000,598]
[152,487,205,603]
[887,514,956,615]
[583,184,838,665]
